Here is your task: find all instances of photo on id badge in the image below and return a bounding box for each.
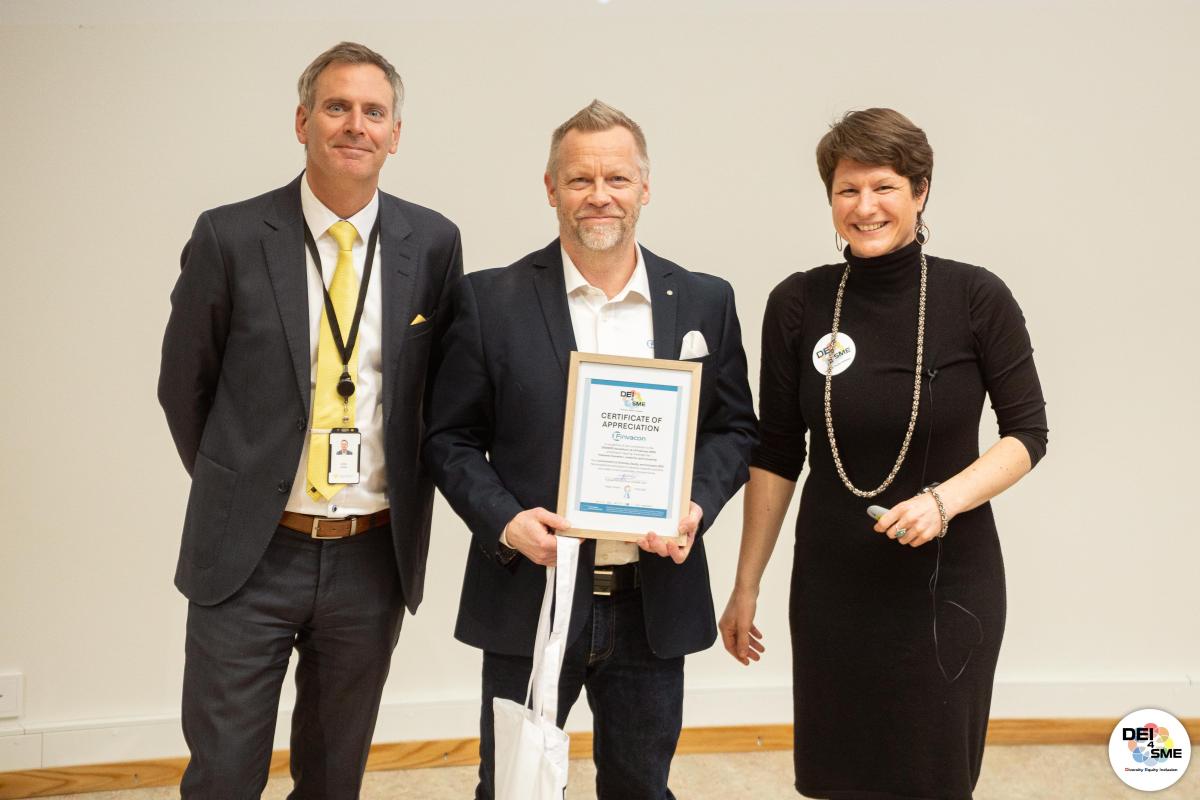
[328,428,361,485]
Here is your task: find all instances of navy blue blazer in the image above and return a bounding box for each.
[423,240,756,659]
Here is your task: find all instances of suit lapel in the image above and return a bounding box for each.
[531,241,577,379]
[379,193,417,424]
[644,246,680,360]
[262,178,312,412]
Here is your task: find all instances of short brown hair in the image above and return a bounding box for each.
[816,108,933,212]
[297,42,404,120]
[547,100,649,178]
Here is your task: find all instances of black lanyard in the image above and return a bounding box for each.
[302,215,381,397]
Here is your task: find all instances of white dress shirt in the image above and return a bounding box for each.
[285,174,388,517]
[563,244,655,565]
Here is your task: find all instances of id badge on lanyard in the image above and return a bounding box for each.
[328,428,361,485]
[303,217,381,489]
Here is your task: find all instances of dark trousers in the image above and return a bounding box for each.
[477,587,684,800]
[180,525,404,800]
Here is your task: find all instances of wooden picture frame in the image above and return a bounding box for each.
[555,351,702,544]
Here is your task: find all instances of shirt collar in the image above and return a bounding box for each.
[300,171,380,247]
[560,242,650,303]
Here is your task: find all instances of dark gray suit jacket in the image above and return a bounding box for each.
[423,240,757,659]
[159,175,462,611]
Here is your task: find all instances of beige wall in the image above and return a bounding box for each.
[1,0,1197,770]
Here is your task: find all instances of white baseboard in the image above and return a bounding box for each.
[2,681,1197,772]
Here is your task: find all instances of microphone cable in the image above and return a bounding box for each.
[919,365,984,684]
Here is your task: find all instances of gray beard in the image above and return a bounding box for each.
[576,221,625,251]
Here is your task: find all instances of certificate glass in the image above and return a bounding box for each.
[556,352,701,544]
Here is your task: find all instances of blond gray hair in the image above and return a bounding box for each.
[546,100,649,179]
[297,42,404,120]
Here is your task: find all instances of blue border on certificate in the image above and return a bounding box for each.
[578,502,668,518]
[668,388,682,518]
[574,376,684,519]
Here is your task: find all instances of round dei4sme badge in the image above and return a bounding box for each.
[1109,708,1191,791]
[812,332,856,376]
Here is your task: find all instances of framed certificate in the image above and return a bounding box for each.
[556,352,701,544]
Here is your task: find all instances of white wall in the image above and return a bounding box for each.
[1,0,1198,771]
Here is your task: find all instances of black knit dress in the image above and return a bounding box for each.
[752,241,1048,800]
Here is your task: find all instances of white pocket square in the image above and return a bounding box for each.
[680,330,709,360]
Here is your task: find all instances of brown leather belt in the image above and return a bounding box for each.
[593,563,640,596]
[279,509,391,539]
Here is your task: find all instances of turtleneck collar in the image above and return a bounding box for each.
[842,239,923,289]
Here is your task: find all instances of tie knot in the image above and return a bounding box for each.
[327,220,357,252]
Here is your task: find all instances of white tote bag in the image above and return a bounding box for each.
[493,536,581,800]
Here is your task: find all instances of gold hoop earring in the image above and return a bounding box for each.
[915,221,930,246]
[835,231,845,252]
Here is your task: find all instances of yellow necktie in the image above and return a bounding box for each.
[306,220,360,501]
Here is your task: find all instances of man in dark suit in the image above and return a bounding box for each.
[158,42,461,798]
[424,100,757,800]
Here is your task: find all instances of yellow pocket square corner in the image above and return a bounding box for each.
[410,313,427,326]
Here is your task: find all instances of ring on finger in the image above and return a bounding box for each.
[893,528,908,539]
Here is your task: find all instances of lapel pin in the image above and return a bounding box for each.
[666,289,674,296]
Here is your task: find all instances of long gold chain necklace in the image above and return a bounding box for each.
[822,251,927,498]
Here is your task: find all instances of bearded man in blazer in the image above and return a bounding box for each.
[158,42,462,798]
[424,100,757,800]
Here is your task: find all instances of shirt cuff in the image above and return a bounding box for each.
[496,524,518,565]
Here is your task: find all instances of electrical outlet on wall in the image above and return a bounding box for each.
[0,673,23,718]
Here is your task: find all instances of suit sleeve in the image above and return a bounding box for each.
[423,276,524,556]
[158,212,232,476]
[424,225,464,407]
[690,283,759,535]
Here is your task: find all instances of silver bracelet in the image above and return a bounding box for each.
[922,484,949,538]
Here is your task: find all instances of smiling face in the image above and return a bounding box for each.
[545,127,650,253]
[295,62,400,190]
[831,159,928,258]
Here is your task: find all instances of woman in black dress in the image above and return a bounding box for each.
[718,108,1048,799]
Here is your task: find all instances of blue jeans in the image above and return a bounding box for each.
[477,587,684,800]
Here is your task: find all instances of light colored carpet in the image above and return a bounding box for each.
[34,746,1198,799]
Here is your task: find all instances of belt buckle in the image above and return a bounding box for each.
[593,568,614,596]
[311,516,356,539]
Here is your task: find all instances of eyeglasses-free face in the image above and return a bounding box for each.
[546,126,650,254]
[831,159,927,259]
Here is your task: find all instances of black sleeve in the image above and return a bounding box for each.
[969,268,1048,468]
[750,273,808,481]
[423,225,464,409]
[690,282,759,536]
[158,212,232,476]
[422,276,524,556]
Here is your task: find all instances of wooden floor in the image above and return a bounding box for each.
[2,720,1196,799]
[16,745,1198,800]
